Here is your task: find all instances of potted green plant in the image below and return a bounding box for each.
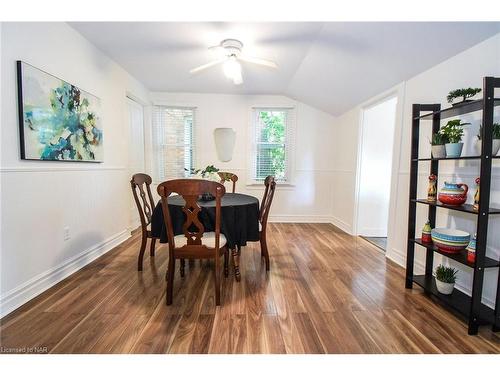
[440,119,470,158]
[447,87,481,106]
[430,132,448,158]
[475,123,500,156]
[435,264,458,295]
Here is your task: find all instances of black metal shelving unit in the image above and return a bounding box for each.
[405,76,500,335]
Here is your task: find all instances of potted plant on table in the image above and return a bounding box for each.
[435,264,458,295]
[186,165,226,201]
[475,123,500,156]
[447,87,482,106]
[440,119,470,158]
[430,132,448,158]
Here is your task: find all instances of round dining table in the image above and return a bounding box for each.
[150,192,260,281]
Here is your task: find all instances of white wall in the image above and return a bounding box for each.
[0,22,150,317]
[148,92,336,222]
[331,32,500,307]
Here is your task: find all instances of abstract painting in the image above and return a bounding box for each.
[17,61,103,162]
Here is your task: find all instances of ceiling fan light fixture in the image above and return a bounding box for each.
[223,56,242,81]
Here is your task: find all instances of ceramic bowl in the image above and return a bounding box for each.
[431,228,470,253]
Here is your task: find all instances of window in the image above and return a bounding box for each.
[153,106,195,181]
[250,107,294,183]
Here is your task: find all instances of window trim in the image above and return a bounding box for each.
[247,106,296,186]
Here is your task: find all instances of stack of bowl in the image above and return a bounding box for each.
[431,228,470,253]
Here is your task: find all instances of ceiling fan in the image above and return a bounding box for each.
[189,39,278,85]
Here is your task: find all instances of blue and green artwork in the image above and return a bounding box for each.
[18,61,103,162]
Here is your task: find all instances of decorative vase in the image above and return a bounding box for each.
[473,177,480,211]
[422,221,432,244]
[445,143,464,158]
[435,279,455,295]
[431,145,446,159]
[427,174,437,202]
[466,234,477,264]
[438,182,468,206]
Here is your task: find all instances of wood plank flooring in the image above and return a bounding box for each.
[1,223,499,353]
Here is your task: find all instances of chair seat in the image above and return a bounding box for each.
[174,232,227,248]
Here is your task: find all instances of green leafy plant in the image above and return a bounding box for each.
[435,265,458,283]
[430,132,448,146]
[447,88,482,104]
[185,165,222,178]
[477,123,500,140]
[439,119,470,143]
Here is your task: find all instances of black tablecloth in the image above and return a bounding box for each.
[151,193,260,249]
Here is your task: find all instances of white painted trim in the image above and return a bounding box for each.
[0,229,130,319]
[268,214,333,223]
[0,166,127,173]
[330,216,353,235]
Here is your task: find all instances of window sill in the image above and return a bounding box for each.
[245,183,295,190]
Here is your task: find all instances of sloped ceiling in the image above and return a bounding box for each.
[69,22,500,116]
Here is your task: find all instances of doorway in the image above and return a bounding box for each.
[127,97,146,231]
[356,95,398,251]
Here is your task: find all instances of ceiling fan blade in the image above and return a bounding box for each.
[238,55,278,69]
[189,59,226,74]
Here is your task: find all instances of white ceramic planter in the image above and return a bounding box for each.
[431,145,446,159]
[474,138,500,156]
[435,279,455,295]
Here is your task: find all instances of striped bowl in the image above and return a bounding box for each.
[431,228,470,253]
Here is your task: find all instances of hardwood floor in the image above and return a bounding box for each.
[1,223,499,354]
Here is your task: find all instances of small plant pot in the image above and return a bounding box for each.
[473,139,500,156]
[474,138,482,155]
[445,143,464,158]
[435,279,455,295]
[431,145,446,159]
[493,139,500,156]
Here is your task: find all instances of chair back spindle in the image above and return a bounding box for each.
[259,176,276,231]
[218,172,238,193]
[131,173,155,231]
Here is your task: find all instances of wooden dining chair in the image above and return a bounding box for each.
[259,176,276,271]
[157,179,229,306]
[218,172,238,193]
[131,173,159,271]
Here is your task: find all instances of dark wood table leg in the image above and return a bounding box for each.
[232,245,241,282]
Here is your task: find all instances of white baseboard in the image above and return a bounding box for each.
[329,216,353,235]
[269,214,334,223]
[0,229,131,319]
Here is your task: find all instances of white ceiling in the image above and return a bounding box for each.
[69,22,500,116]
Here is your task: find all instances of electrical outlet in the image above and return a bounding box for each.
[63,226,70,241]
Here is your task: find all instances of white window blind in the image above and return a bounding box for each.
[153,106,195,181]
[250,107,295,183]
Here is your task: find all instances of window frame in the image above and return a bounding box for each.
[247,106,296,187]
